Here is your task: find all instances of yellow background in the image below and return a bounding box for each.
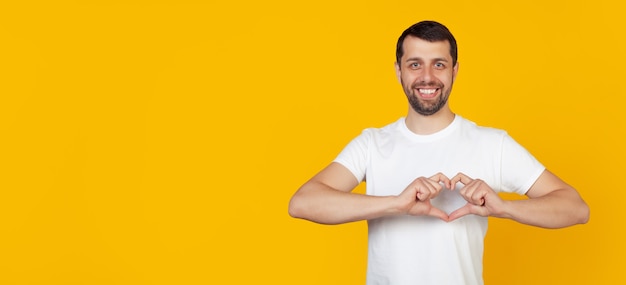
[1,0,624,284]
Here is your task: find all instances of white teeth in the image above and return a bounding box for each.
[419,89,436,94]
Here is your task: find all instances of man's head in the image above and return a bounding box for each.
[395,21,459,116]
[396,21,458,68]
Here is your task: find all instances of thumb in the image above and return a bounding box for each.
[448,203,473,222]
[428,205,449,222]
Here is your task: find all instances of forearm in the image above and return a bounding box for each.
[288,182,399,225]
[498,188,589,229]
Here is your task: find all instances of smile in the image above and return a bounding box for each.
[418,88,437,94]
[417,88,439,98]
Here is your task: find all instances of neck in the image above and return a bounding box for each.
[404,107,455,135]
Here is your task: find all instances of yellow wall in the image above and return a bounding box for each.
[1,0,623,284]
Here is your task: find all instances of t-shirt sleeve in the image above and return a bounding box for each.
[333,130,370,184]
[500,133,546,195]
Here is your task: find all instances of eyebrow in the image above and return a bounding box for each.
[405,57,449,63]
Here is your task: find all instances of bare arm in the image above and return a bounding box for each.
[288,162,450,224]
[449,170,590,228]
[500,169,589,228]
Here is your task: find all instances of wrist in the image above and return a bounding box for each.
[493,199,514,219]
[386,195,408,216]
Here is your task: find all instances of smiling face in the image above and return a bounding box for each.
[396,36,459,116]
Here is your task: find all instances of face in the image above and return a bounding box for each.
[395,36,458,116]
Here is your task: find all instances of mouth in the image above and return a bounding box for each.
[416,88,439,99]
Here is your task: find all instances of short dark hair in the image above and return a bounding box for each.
[396,21,458,66]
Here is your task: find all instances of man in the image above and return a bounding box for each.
[288,20,589,285]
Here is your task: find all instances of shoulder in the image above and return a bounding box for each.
[342,118,405,155]
[359,118,404,138]
[457,116,508,139]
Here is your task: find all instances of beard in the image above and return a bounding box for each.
[402,79,452,116]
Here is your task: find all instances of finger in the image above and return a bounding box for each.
[448,203,473,222]
[459,181,479,203]
[425,179,444,197]
[451,172,473,187]
[427,205,449,222]
[470,189,486,206]
[417,178,443,200]
[415,180,438,201]
[429,172,451,189]
[460,180,487,205]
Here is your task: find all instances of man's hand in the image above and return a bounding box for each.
[448,172,506,222]
[397,173,451,222]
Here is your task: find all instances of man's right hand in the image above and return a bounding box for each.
[396,173,451,221]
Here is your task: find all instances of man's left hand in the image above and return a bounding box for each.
[448,172,506,222]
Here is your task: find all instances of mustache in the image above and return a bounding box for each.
[411,81,443,89]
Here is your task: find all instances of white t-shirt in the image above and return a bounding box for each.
[334,115,545,285]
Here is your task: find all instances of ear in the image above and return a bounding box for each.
[395,62,402,83]
[452,61,459,81]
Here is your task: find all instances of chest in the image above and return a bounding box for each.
[365,137,500,197]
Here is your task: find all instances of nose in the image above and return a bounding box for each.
[421,66,433,82]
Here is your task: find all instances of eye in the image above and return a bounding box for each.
[409,62,420,69]
[434,62,446,69]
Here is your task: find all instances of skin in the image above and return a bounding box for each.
[288,36,589,228]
